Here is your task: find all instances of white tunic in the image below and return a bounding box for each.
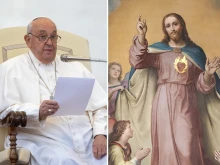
[0,51,107,165]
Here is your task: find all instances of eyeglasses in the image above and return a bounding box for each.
[28,33,61,43]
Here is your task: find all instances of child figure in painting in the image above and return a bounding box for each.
[109,120,151,165]
[108,62,126,118]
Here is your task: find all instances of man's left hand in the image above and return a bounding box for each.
[205,57,220,76]
[92,135,107,159]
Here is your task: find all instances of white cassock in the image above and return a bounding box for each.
[0,51,107,165]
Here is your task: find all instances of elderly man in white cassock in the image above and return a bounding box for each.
[0,17,107,165]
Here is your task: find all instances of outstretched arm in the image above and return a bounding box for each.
[109,145,151,165]
[129,15,160,69]
[196,57,220,94]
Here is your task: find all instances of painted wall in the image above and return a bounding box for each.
[109,0,220,78]
[0,0,107,90]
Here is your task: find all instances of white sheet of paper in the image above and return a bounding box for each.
[52,77,95,116]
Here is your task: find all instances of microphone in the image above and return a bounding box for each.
[60,54,107,63]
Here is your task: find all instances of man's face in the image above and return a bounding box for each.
[25,19,57,64]
[109,64,121,80]
[164,16,183,42]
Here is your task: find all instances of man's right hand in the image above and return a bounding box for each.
[39,100,59,118]
[137,15,147,45]
[137,15,147,36]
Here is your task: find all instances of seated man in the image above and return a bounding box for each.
[0,17,107,165]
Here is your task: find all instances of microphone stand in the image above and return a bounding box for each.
[61,54,107,63]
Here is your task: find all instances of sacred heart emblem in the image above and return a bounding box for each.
[177,62,186,72]
[174,56,188,73]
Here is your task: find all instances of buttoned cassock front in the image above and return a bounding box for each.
[0,51,107,165]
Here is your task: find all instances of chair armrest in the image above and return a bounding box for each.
[2,111,27,165]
